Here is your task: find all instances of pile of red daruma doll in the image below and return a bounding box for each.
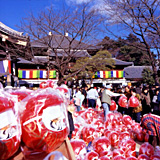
[70,108,160,160]
[0,80,160,160]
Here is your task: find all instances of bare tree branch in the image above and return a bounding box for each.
[18,2,102,84]
[101,0,160,83]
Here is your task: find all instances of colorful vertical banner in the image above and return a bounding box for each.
[97,71,100,78]
[32,70,37,78]
[116,70,124,78]
[100,71,103,78]
[18,70,22,78]
[49,70,56,78]
[25,70,30,78]
[103,71,105,78]
[40,70,43,78]
[113,71,117,78]
[105,71,108,78]
[119,71,123,78]
[29,70,33,78]
[108,71,111,78]
[37,70,40,78]
[95,72,98,78]
[42,70,47,78]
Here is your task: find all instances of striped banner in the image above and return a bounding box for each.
[93,70,125,79]
[18,69,56,79]
[0,60,11,75]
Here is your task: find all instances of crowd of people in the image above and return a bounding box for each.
[68,82,160,147]
[69,82,160,123]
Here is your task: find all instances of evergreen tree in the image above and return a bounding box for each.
[142,67,155,86]
[70,50,115,81]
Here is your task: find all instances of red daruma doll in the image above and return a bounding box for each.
[118,95,128,108]
[110,100,117,111]
[21,88,69,156]
[0,92,21,159]
[128,96,139,107]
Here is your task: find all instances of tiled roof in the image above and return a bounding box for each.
[113,58,134,66]
[49,49,90,57]
[0,22,28,40]
[32,56,49,64]
[31,34,94,50]
[124,66,152,79]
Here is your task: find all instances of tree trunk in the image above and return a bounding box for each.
[57,71,64,86]
[147,49,159,84]
[152,64,159,84]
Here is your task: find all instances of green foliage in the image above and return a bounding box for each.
[100,33,151,66]
[118,44,151,66]
[71,50,115,79]
[142,67,155,85]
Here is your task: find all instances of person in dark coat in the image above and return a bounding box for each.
[82,86,88,108]
[141,87,151,116]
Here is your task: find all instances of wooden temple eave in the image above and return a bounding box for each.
[0,22,29,47]
[0,22,27,39]
[0,32,28,46]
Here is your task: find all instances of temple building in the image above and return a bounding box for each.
[0,22,30,86]
[0,21,149,88]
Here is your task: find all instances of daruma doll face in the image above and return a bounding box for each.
[21,89,69,152]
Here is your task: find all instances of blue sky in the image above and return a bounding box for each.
[0,0,106,30]
[0,0,67,31]
[0,0,128,40]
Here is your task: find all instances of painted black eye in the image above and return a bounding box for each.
[0,129,10,139]
[50,121,55,129]
[50,120,62,131]
[3,130,5,135]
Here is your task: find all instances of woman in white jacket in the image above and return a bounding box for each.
[74,88,85,112]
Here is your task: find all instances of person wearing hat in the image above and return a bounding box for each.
[102,84,122,121]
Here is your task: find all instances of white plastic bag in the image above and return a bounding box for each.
[96,98,101,107]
